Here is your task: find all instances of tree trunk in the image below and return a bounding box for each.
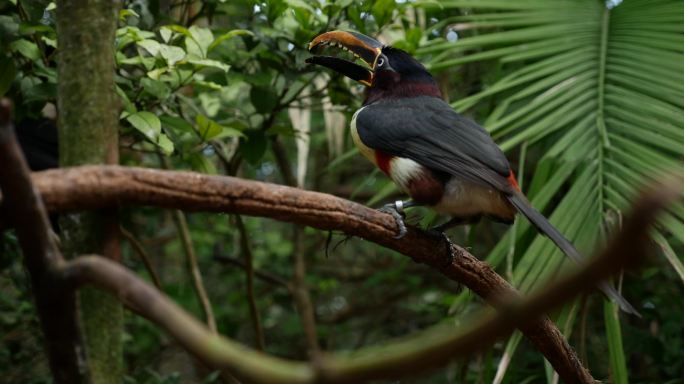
[56,2,122,383]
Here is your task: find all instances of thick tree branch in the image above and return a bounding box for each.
[0,99,82,383]
[57,178,674,383]
[1,165,596,382]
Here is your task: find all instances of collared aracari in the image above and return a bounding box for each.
[306,30,638,316]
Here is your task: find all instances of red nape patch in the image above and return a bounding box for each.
[375,151,393,175]
[507,170,521,191]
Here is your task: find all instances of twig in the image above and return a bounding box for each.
[0,99,81,383]
[172,209,217,334]
[292,225,321,355]
[234,215,266,350]
[57,180,674,383]
[213,254,291,289]
[159,156,217,333]
[5,165,650,383]
[120,226,163,289]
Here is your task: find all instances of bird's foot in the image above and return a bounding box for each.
[428,229,457,267]
[378,200,408,239]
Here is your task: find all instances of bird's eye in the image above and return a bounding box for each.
[377,58,385,67]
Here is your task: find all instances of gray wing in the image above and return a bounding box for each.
[356,96,512,191]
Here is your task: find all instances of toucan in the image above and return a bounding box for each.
[306,30,638,316]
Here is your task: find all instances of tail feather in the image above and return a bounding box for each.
[507,192,640,317]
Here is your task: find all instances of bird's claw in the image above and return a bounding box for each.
[378,201,407,239]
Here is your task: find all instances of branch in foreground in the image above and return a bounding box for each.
[58,177,676,383]
[0,99,81,383]
[6,165,590,382]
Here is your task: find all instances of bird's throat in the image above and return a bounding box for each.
[364,81,442,105]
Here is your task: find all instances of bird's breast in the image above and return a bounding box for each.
[350,107,445,205]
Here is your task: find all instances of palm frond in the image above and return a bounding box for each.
[419,0,684,380]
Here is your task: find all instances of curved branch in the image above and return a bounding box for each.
[58,179,673,382]
[8,165,591,380]
[4,165,595,381]
[0,99,81,383]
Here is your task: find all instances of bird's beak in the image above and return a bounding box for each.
[306,30,383,87]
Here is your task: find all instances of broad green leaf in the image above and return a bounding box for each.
[23,82,56,103]
[239,130,268,165]
[11,39,41,61]
[126,111,161,142]
[147,67,168,80]
[116,85,137,114]
[159,27,173,43]
[159,44,186,67]
[160,115,193,134]
[156,133,174,155]
[196,114,223,140]
[208,29,254,51]
[119,9,139,21]
[0,54,16,96]
[186,26,213,59]
[250,86,278,114]
[137,39,161,56]
[141,78,171,100]
[187,58,230,72]
[186,153,217,174]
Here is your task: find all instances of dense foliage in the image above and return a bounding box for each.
[1,0,683,383]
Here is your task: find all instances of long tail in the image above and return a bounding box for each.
[507,191,640,316]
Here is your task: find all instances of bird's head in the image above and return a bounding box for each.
[306,30,440,102]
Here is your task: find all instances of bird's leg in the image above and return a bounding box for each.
[377,200,417,239]
[429,216,481,266]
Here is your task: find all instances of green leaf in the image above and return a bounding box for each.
[195,115,243,141]
[119,9,139,21]
[198,93,221,117]
[23,82,56,103]
[604,301,629,384]
[126,111,174,154]
[239,130,268,165]
[250,86,278,114]
[186,152,217,174]
[147,67,168,80]
[137,39,161,56]
[208,29,254,51]
[187,58,230,72]
[160,115,193,134]
[141,78,171,100]
[371,0,396,27]
[196,114,223,141]
[0,54,16,96]
[116,85,137,114]
[159,44,186,67]
[186,26,213,59]
[126,111,162,142]
[159,27,173,44]
[41,35,57,48]
[11,39,41,61]
[156,133,174,155]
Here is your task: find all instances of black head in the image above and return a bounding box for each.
[371,46,439,92]
[307,31,442,103]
